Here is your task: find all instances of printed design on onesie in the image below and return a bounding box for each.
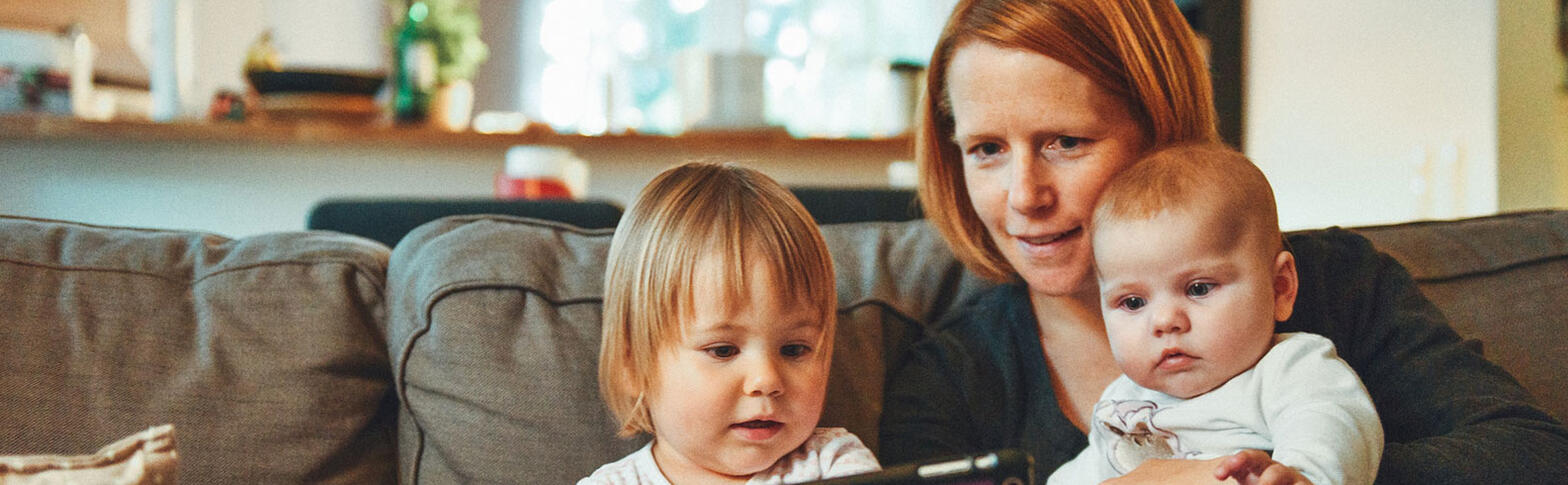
[1094,400,1198,473]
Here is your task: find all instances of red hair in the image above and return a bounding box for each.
[918,0,1219,281]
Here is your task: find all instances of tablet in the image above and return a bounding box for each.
[805,449,1034,485]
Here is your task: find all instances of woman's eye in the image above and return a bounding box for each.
[975,142,1002,156]
[1187,282,1215,297]
[965,141,1005,164]
[706,345,739,359]
[1118,296,1146,311]
[781,344,812,358]
[1050,136,1085,151]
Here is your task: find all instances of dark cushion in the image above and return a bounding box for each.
[0,216,398,484]
[306,197,626,248]
[386,215,988,484]
[1350,210,1568,421]
[789,187,922,224]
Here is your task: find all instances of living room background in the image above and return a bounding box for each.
[0,0,1563,238]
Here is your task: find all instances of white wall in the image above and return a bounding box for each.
[0,137,898,238]
[1247,0,1500,230]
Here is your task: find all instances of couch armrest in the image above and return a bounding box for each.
[0,215,397,484]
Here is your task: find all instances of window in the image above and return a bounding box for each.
[518,0,955,137]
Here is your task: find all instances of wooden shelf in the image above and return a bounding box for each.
[0,114,913,156]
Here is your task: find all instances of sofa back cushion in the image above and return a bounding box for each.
[387,216,989,484]
[1352,210,1568,421]
[0,216,398,484]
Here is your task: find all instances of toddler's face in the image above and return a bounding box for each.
[646,258,830,481]
[1093,208,1292,399]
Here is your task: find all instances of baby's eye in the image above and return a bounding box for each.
[1187,282,1215,297]
[1117,296,1147,311]
[780,344,812,358]
[705,345,739,359]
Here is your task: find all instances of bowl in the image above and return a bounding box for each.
[246,70,386,95]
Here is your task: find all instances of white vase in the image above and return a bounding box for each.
[430,79,474,132]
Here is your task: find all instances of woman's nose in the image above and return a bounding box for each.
[743,356,784,397]
[1151,303,1190,337]
[1006,153,1056,214]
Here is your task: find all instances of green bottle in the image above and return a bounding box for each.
[394,1,435,123]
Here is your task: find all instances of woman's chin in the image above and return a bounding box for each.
[1017,265,1096,299]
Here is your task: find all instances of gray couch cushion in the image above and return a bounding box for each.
[0,216,397,484]
[1351,210,1568,421]
[388,215,989,484]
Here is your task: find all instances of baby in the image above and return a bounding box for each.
[580,161,881,484]
[1049,143,1383,485]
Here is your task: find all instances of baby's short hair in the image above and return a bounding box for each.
[598,161,836,437]
[1092,143,1282,253]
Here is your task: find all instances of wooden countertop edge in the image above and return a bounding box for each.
[0,115,914,155]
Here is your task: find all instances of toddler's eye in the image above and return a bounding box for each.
[781,344,812,358]
[1118,296,1146,311]
[706,345,739,359]
[1187,282,1215,297]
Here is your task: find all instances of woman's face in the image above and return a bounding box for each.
[946,42,1150,297]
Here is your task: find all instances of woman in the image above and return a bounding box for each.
[877,0,1568,483]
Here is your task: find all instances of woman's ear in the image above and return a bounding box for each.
[1273,250,1299,322]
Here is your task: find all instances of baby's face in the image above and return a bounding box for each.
[645,258,830,481]
[1093,208,1289,399]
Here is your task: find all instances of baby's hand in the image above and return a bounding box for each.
[1212,450,1313,485]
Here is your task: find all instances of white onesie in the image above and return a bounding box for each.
[1047,333,1383,485]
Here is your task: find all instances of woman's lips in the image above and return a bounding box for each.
[731,420,782,441]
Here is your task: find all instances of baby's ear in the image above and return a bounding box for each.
[1272,251,1299,322]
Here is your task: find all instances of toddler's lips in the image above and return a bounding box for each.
[731,420,783,441]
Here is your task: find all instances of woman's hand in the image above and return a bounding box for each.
[1212,450,1313,485]
[1100,457,1229,484]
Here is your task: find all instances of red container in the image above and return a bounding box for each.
[494,172,572,199]
[496,145,579,200]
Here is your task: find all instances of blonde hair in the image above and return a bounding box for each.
[1092,142,1282,253]
[598,161,837,438]
[918,0,1220,281]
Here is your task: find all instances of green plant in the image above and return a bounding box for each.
[391,0,489,84]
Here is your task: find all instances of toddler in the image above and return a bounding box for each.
[580,161,881,484]
[1048,144,1383,485]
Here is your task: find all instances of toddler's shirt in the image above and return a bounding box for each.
[1047,332,1383,485]
[578,427,880,485]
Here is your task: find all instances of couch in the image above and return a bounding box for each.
[2,210,1564,483]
